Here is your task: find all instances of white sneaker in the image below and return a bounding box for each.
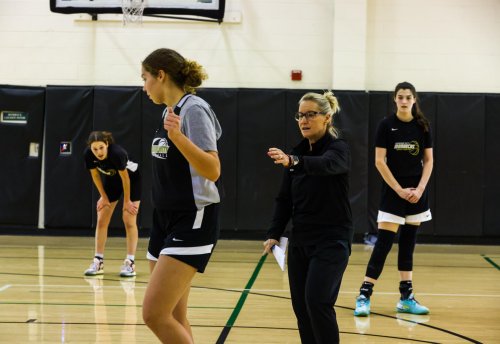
[120,259,136,277]
[84,258,104,276]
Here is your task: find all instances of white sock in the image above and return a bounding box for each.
[95,253,104,260]
[127,255,135,262]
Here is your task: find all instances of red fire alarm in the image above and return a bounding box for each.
[291,70,302,81]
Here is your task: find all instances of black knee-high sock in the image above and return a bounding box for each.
[365,230,396,279]
[398,224,419,271]
[399,280,413,300]
[359,281,374,299]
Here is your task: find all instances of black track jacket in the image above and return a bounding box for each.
[267,133,354,248]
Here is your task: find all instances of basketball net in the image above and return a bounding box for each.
[122,0,145,25]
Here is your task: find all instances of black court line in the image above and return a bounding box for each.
[0,301,232,311]
[218,324,441,344]
[341,331,440,343]
[0,270,268,295]
[0,271,274,297]
[0,264,488,343]
[335,306,483,344]
[0,285,485,342]
[209,253,483,344]
[245,292,483,343]
[0,320,441,343]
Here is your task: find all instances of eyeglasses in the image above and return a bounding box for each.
[294,111,322,121]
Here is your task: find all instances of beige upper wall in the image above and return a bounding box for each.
[0,0,499,92]
[366,0,500,92]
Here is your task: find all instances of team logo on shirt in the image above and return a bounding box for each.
[394,140,420,156]
[96,166,117,176]
[152,137,169,159]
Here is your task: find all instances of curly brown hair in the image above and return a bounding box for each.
[142,48,207,94]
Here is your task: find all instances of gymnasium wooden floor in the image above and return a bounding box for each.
[0,235,498,343]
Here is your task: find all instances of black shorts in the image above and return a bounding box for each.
[103,171,141,203]
[377,176,432,225]
[147,203,220,273]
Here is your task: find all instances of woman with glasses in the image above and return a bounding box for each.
[353,81,433,317]
[263,91,353,344]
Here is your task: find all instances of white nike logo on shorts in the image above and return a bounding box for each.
[391,128,398,131]
[172,238,184,242]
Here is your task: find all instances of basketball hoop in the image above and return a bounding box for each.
[122,0,145,25]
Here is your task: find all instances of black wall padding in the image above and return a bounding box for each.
[415,93,437,235]
[91,87,143,229]
[484,95,500,235]
[335,91,369,235]
[284,90,305,149]
[2,86,500,242]
[236,89,286,232]
[434,95,485,236]
[283,90,310,236]
[197,88,239,230]
[0,85,45,226]
[367,92,392,233]
[44,86,94,228]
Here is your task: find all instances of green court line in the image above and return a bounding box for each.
[225,254,267,327]
[481,254,500,270]
[216,254,267,343]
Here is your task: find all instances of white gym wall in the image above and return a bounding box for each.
[0,0,498,92]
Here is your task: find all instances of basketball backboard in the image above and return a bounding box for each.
[50,0,225,22]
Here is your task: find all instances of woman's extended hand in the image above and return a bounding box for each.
[268,147,290,167]
[262,238,280,255]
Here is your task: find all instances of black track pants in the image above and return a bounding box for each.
[287,240,349,344]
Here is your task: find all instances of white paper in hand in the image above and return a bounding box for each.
[272,237,288,271]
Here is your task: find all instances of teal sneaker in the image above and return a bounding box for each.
[354,295,371,316]
[396,294,429,315]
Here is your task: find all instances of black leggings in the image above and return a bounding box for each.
[287,240,349,344]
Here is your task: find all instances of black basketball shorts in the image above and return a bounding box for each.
[377,176,432,225]
[147,203,220,273]
[103,171,141,203]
